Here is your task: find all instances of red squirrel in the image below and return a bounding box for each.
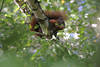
[30,11,66,39]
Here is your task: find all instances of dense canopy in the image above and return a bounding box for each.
[0,0,100,67]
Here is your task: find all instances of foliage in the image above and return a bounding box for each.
[0,0,97,67]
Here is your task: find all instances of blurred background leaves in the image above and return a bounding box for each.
[0,0,99,67]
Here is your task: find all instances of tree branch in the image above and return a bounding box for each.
[26,0,50,36]
[14,0,50,36]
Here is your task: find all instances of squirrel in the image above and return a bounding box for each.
[30,11,66,39]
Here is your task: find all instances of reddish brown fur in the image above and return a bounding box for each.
[30,11,66,38]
